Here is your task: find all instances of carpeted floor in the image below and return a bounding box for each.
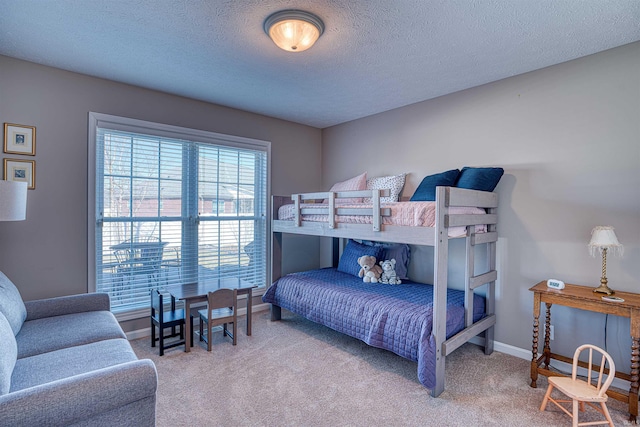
[131,310,631,426]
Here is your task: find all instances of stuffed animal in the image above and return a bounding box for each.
[380,259,402,285]
[357,255,383,283]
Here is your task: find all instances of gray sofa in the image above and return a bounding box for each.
[0,272,157,426]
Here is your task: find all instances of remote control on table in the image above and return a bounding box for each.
[601,296,625,303]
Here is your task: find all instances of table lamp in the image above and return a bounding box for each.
[588,226,623,295]
[0,180,28,221]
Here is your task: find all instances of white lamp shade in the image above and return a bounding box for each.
[0,180,27,221]
[588,226,623,256]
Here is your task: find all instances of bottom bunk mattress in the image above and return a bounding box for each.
[262,268,486,389]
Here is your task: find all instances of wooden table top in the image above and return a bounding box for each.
[530,281,640,312]
[163,277,256,300]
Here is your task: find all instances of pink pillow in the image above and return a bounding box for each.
[326,172,367,204]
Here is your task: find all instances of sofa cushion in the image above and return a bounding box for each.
[10,338,137,392]
[0,271,27,336]
[16,310,126,359]
[0,311,17,395]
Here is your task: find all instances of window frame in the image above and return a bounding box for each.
[88,112,271,321]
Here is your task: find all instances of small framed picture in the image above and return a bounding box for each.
[4,158,35,189]
[4,123,36,155]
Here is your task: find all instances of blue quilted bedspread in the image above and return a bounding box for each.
[262,268,485,389]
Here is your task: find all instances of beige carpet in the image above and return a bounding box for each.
[131,311,630,426]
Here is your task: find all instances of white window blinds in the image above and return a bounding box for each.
[90,113,269,314]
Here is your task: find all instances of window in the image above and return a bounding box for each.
[88,113,270,316]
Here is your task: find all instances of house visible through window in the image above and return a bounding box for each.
[89,113,270,315]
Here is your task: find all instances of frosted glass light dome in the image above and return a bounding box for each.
[264,10,324,52]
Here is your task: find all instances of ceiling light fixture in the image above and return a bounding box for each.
[264,9,324,52]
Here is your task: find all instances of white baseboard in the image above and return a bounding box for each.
[469,336,532,360]
[470,336,629,391]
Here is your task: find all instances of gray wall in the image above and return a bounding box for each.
[1,41,638,364]
[321,42,640,370]
[0,55,322,317]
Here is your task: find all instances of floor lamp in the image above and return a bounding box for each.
[0,180,28,221]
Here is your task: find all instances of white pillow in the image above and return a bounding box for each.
[326,172,367,204]
[364,173,406,203]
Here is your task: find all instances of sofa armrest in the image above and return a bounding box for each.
[24,293,111,320]
[0,359,157,426]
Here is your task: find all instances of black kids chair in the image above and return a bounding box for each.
[150,289,192,355]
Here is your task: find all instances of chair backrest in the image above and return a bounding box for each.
[114,248,136,263]
[572,344,616,398]
[151,289,163,322]
[207,288,237,311]
[151,289,177,320]
[115,238,165,264]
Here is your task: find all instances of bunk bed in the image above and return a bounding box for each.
[266,185,498,397]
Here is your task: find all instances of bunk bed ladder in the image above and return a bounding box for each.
[464,223,498,355]
[432,187,498,397]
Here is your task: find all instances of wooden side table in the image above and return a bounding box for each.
[529,281,640,422]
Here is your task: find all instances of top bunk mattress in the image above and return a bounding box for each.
[277,201,487,237]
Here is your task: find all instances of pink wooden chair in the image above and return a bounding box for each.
[539,344,615,427]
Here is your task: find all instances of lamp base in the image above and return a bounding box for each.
[593,283,615,296]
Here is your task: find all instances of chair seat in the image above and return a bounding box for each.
[198,307,233,321]
[549,377,607,402]
[153,308,186,324]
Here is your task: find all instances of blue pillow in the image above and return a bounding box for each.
[455,167,504,192]
[360,241,411,279]
[337,240,384,277]
[410,169,460,201]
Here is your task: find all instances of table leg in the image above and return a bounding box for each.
[531,293,540,388]
[630,336,640,422]
[246,288,253,336]
[184,300,192,353]
[628,309,640,422]
[544,303,552,368]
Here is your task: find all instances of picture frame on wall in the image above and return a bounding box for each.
[4,158,35,189]
[4,123,36,155]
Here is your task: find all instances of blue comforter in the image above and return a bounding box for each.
[262,268,485,389]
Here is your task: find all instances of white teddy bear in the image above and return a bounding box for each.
[379,259,402,285]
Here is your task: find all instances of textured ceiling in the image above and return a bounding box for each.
[0,1,638,128]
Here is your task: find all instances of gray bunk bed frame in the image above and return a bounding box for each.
[270,186,498,397]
